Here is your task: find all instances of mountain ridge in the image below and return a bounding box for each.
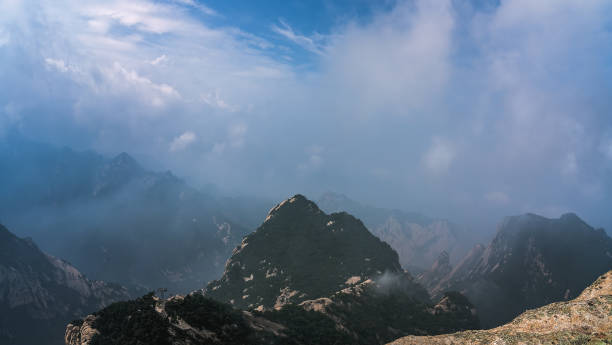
[418,212,612,328]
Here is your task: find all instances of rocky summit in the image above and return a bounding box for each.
[0,224,129,345]
[389,269,612,345]
[204,194,403,310]
[419,213,612,328]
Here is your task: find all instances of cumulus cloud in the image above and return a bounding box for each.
[170,131,196,152]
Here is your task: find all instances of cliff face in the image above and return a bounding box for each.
[419,213,612,328]
[0,224,129,345]
[388,269,612,345]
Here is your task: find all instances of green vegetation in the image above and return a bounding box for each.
[165,293,255,344]
[261,304,354,345]
[90,293,172,345]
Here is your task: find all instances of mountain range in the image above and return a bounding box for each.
[317,192,478,271]
[0,133,273,294]
[66,195,479,345]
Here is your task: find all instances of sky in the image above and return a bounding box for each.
[1,0,612,233]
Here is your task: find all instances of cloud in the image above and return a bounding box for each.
[2,0,612,232]
[44,58,70,73]
[423,137,454,176]
[170,131,196,152]
[271,19,326,55]
[149,54,168,65]
[172,0,217,16]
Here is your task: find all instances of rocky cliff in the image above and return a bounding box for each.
[389,269,612,345]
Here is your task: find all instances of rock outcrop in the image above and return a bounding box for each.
[389,269,612,345]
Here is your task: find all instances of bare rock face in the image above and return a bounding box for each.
[417,213,612,328]
[388,270,612,345]
[0,224,129,345]
[416,251,452,292]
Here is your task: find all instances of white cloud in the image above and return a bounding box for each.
[271,19,326,55]
[202,90,239,112]
[44,58,70,73]
[170,131,196,152]
[172,0,217,16]
[149,54,168,65]
[423,137,454,175]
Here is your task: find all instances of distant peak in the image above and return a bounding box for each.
[319,191,350,201]
[108,152,144,173]
[112,152,138,165]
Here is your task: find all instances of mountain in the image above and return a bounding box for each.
[0,134,259,293]
[418,213,612,328]
[0,224,130,345]
[65,281,478,345]
[316,192,477,271]
[204,194,409,310]
[66,195,479,344]
[390,269,612,345]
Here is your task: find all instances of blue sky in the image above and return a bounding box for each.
[1,0,612,233]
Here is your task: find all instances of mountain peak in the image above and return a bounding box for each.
[205,195,402,310]
[109,152,142,172]
[264,194,321,222]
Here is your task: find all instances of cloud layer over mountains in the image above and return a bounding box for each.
[1,0,611,231]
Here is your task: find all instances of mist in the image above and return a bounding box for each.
[1,0,611,235]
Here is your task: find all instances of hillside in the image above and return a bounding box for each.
[0,224,129,345]
[389,269,612,345]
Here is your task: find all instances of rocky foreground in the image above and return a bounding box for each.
[389,269,612,345]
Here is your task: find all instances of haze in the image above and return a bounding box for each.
[1,0,611,234]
